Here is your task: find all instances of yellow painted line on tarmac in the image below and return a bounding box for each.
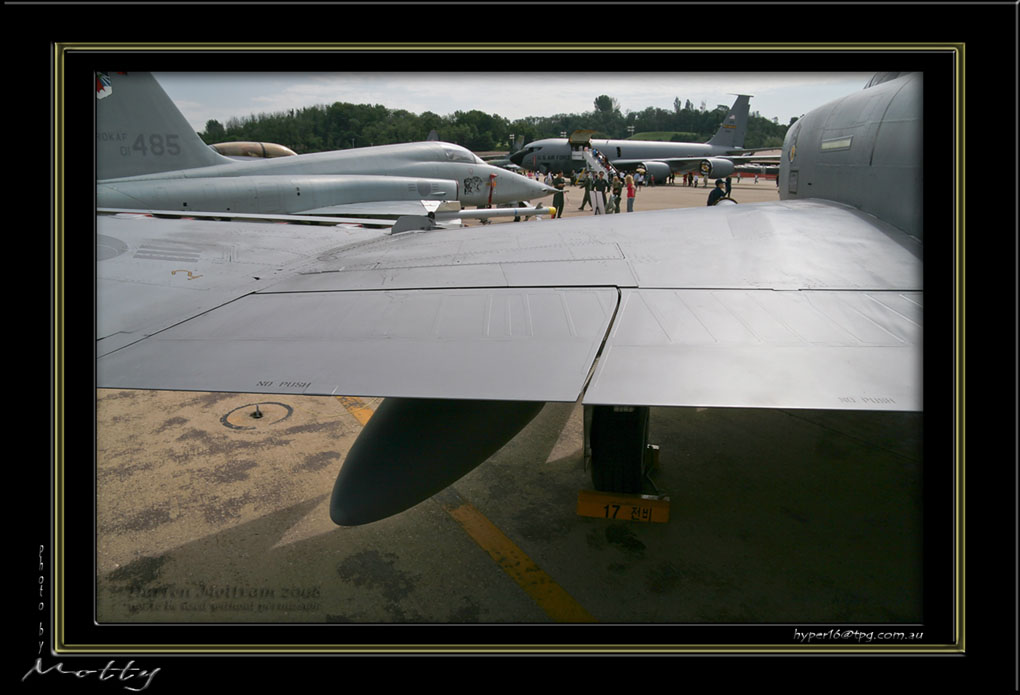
[334,395,597,623]
[435,487,597,623]
[335,396,375,426]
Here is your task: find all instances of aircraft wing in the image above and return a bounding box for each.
[613,154,781,172]
[97,213,389,356]
[97,199,922,412]
[723,146,785,155]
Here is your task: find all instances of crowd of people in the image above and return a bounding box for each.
[571,169,636,214]
[525,166,742,217]
[517,153,778,216]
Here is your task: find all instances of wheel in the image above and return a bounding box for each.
[590,405,650,494]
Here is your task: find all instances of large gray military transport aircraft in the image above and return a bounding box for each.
[96,72,923,526]
[96,72,553,216]
[510,94,780,180]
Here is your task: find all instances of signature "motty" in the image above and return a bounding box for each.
[23,659,160,692]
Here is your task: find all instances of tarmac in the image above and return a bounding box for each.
[95,178,926,631]
[475,174,783,223]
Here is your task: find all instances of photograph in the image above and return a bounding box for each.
[21,8,1012,688]
[94,68,928,628]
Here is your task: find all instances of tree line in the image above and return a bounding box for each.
[199,93,792,154]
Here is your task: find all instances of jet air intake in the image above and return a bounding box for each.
[699,158,736,178]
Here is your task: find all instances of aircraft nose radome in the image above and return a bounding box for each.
[508,150,525,165]
[506,175,555,201]
[530,178,556,194]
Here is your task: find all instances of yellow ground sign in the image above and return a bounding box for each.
[576,490,670,524]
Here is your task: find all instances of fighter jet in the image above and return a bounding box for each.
[96,72,923,525]
[510,94,779,181]
[96,72,553,217]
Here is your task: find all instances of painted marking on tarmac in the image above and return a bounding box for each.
[335,395,597,623]
[435,487,597,623]
[335,396,375,426]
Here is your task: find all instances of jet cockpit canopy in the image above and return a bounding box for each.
[441,143,486,165]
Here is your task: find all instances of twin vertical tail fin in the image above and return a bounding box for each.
[96,72,229,180]
[706,94,752,149]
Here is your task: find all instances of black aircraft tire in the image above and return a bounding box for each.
[590,406,650,494]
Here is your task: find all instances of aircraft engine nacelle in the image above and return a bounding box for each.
[640,162,672,182]
[698,158,735,178]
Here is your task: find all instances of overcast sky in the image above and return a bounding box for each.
[154,72,874,134]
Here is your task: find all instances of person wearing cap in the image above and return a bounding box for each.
[578,169,592,211]
[592,171,608,215]
[707,179,728,206]
[552,171,566,218]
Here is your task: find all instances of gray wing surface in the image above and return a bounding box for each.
[585,288,920,409]
[97,214,388,355]
[97,199,922,411]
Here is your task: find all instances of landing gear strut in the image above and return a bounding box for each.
[585,405,651,494]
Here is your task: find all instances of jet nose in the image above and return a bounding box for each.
[498,170,555,202]
[508,149,526,166]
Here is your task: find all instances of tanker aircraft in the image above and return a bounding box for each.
[96,72,553,217]
[96,72,924,526]
[510,94,779,180]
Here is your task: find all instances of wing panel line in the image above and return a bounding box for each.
[578,287,623,400]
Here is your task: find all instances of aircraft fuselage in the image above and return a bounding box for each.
[99,141,547,211]
[777,72,922,239]
[513,138,732,173]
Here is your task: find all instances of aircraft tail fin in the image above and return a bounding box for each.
[706,94,752,149]
[96,72,229,180]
